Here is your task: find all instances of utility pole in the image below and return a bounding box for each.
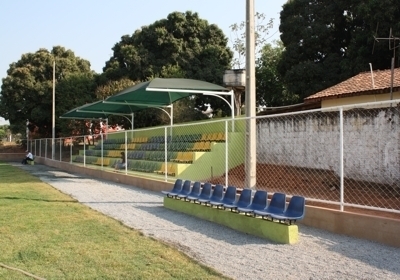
[245,0,257,189]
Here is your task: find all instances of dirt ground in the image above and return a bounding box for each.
[209,163,400,220]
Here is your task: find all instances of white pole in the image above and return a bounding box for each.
[52,60,55,160]
[339,108,344,211]
[26,119,29,149]
[170,104,173,138]
[245,0,257,189]
[225,120,228,187]
[125,130,128,174]
[164,126,168,181]
[231,91,235,132]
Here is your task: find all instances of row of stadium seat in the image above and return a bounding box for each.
[162,179,306,224]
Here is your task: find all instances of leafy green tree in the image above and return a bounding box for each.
[278,0,400,100]
[228,13,274,115]
[104,11,232,84]
[56,73,98,136]
[0,128,6,140]
[102,11,233,122]
[95,77,135,100]
[0,46,94,137]
[229,12,274,69]
[256,41,299,107]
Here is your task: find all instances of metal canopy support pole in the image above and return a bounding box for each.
[203,91,234,131]
[245,0,257,189]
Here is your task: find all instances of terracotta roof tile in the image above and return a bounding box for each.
[304,68,400,103]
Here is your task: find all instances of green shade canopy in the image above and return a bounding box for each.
[59,101,110,120]
[105,78,230,106]
[60,78,231,121]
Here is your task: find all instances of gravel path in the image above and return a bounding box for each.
[18,164,400,280]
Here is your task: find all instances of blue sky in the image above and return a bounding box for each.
[0,0,287,124]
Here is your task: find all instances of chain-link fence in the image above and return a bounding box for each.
[29,100,400,213]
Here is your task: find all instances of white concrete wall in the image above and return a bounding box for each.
[257,107,400,185]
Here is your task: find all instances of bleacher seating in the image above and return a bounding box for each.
[74,132,226,176]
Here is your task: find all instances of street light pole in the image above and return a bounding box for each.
[52,60,55,160]
[245,0,257,189]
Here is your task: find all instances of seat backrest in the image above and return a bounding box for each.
[198,182,212,198]
[210,184,224,201]
[222,186,237,204]
[285,196,305,216]
[180,180,192,195]
[268,192,286,212]
[189,182,201,197]
[236,188,252,208]
[171,179,183,192]
[250,190,268,210]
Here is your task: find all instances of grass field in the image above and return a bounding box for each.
[0,162,229,279]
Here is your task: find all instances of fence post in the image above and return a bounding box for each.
[125,130,128,174]
[339,107,344,211]
[59,138,62,161]
[164,126,168,181]
[70,140,72,163]
[45,139,48,159]
[101,133,104,169]
[83,138,86,167]
[225,120,229,187]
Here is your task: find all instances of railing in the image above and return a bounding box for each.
[29,99,400,214]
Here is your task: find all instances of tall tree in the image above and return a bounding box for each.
[0,46,95,137]
[229,13,274,115]
[256,41,299,107]
[102,11,233,119]
[278,0,400,101]
[56,73,98,136]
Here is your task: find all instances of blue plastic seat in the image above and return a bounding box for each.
[198,184,224,205]
[270,195,305,224]
[254,192,286,218]
[167,180,191,198]
[161,179,183,197]
[210,185,237,208]
[188,182,212,203]
[237,190,268,215]
[224,188,252,211]
[178,181,201,200]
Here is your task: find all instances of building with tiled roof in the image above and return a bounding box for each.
[304,68,400,108]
